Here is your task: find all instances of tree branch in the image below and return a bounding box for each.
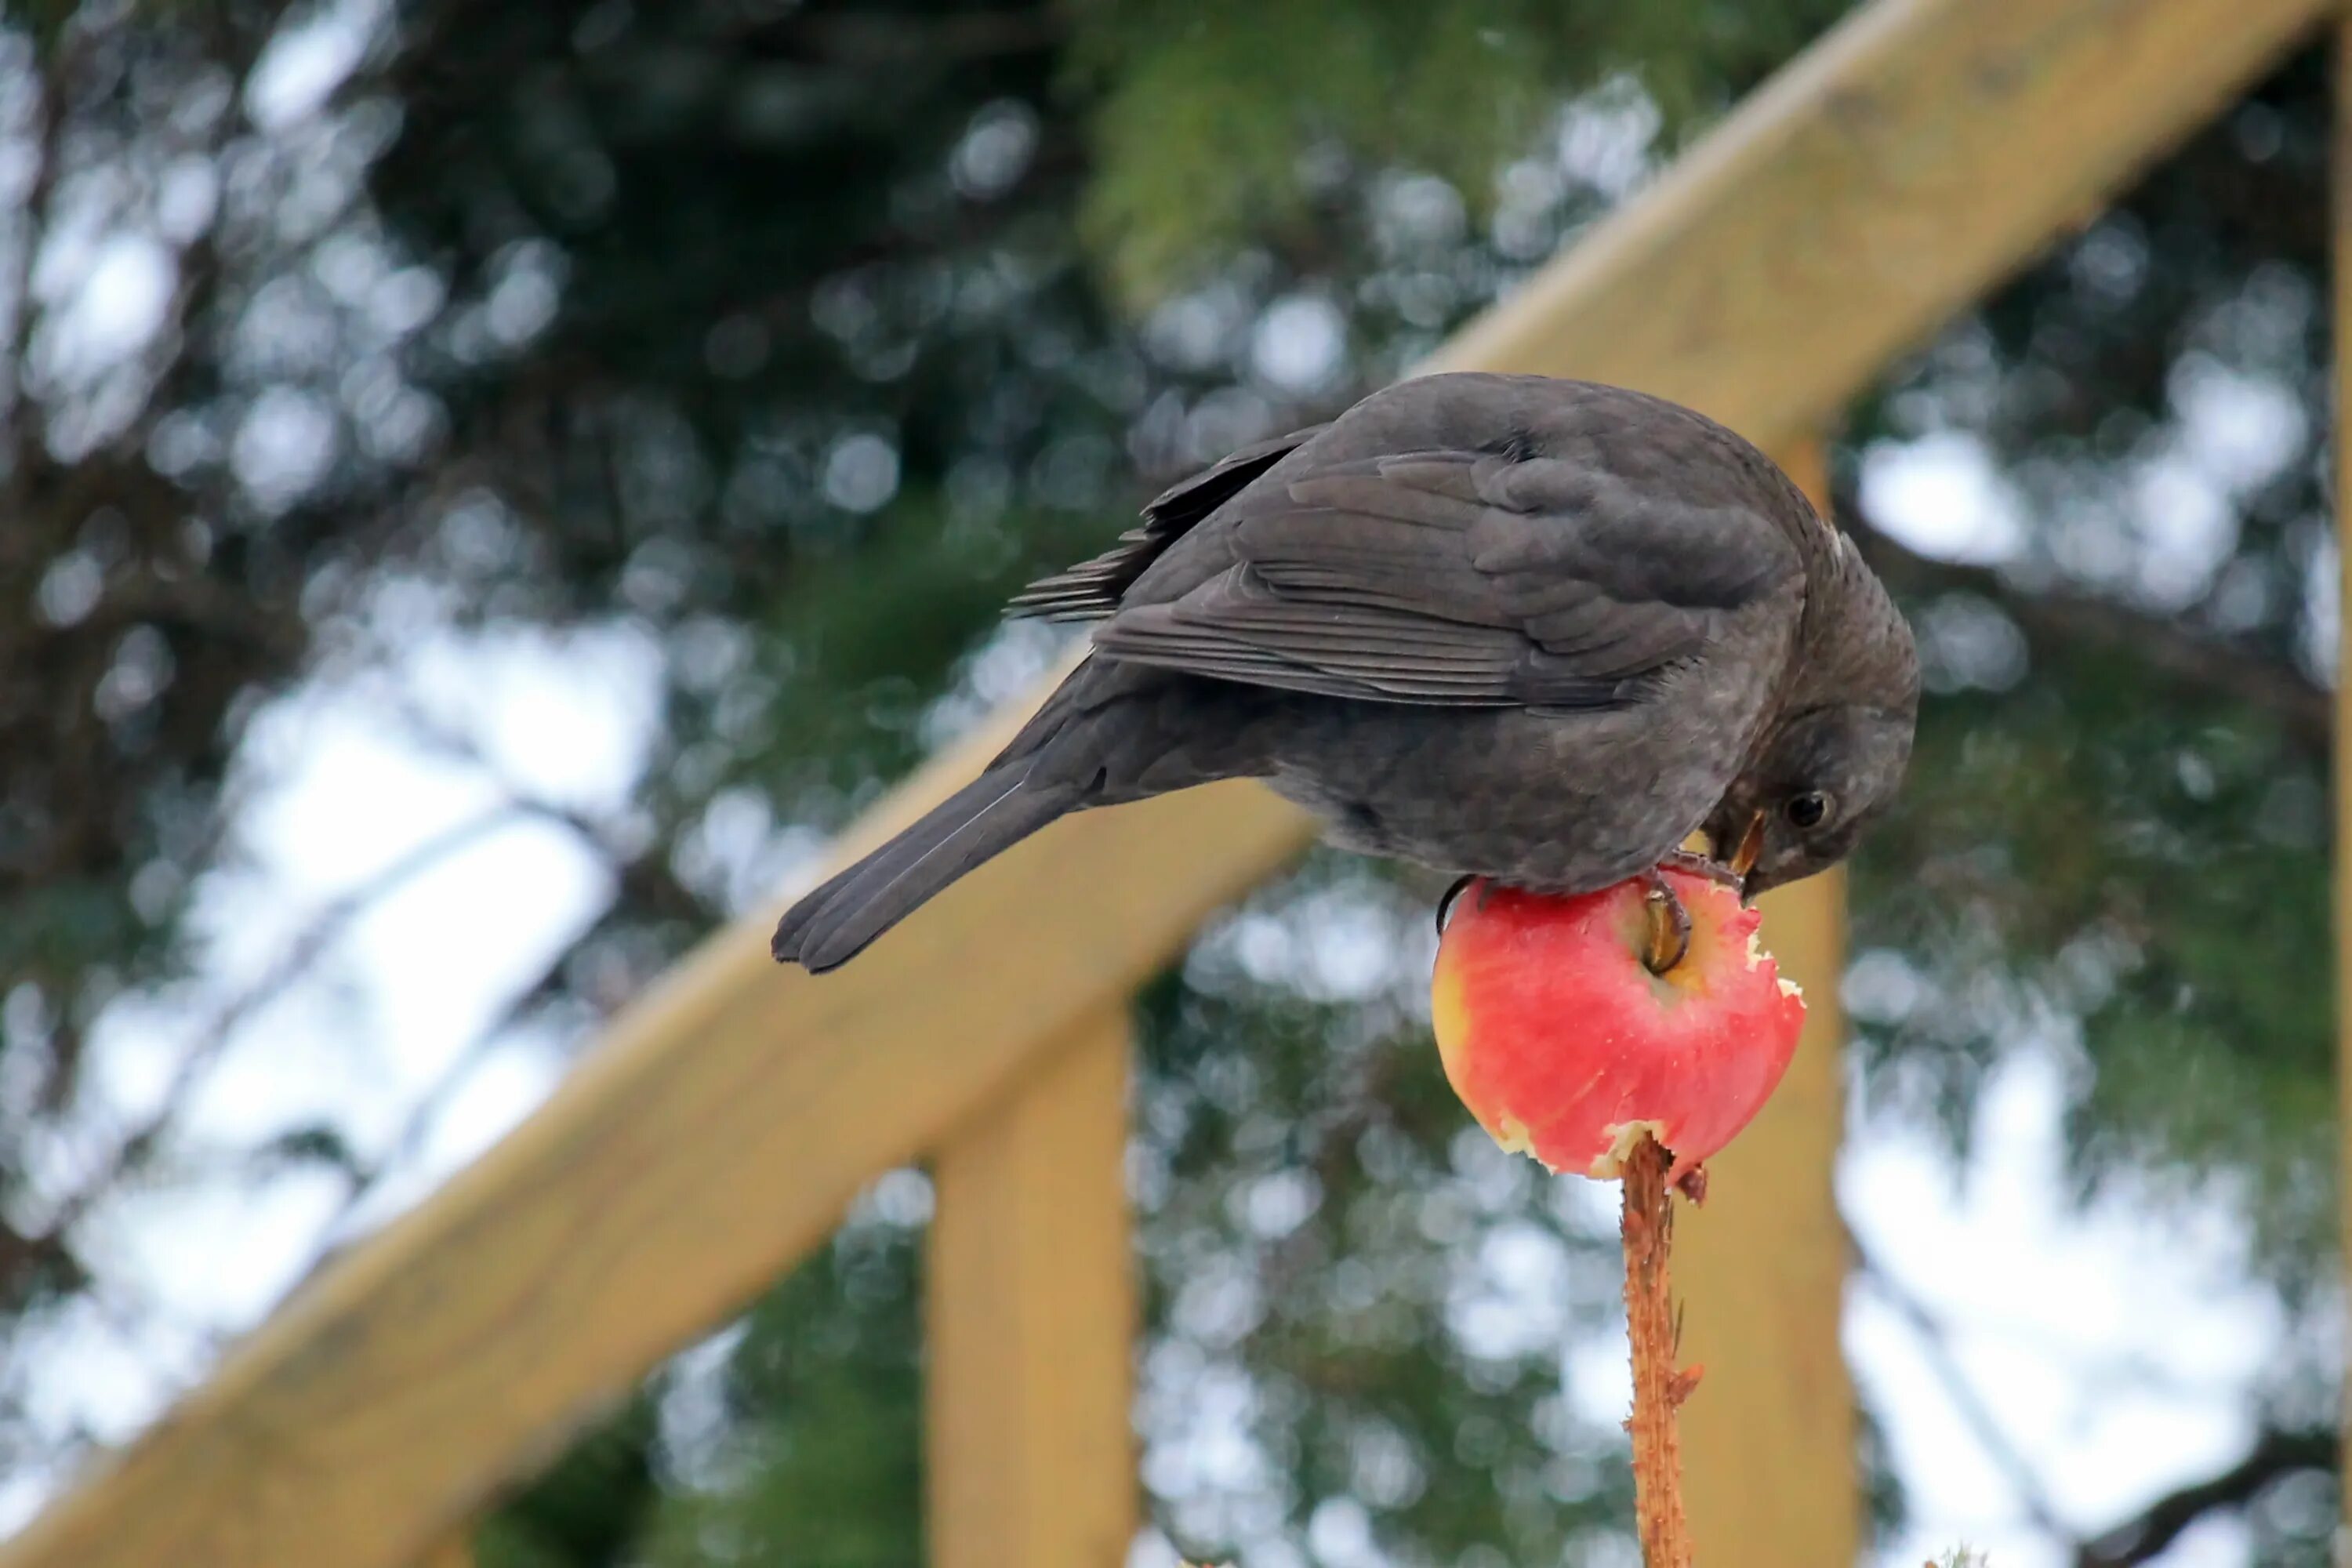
[1852,1222,2336,1568]
[2074,1424,2336,1566]
[1845,508,2330,758]
[29,806,531,1250]
[1847,1225,2070,1538]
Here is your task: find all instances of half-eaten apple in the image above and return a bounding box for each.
[1431,869,1808,1186]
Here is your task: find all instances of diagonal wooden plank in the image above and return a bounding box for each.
[0,0,2326,1564]
[1425,0,2328,448]
[6,695,1303,1568]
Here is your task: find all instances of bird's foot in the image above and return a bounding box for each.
[1659,811,1766,904]
[1436,874,1479,936]
[1657,848,1745,894]
[1639,868,1692,976]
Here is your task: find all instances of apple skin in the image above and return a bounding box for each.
[1431,870,1807,1185]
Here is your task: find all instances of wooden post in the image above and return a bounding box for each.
[1675,439,1858,1566]
[927,1010,1138,1568]
[2332,13,2352,1548]
[412,1541,471,1568]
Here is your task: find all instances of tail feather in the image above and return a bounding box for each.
[771,765,1076,973]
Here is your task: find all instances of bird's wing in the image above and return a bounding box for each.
[1006,423,1328,620]
[1087,448,1802,710]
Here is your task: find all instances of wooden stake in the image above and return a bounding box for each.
[1621,1134,1697,1568]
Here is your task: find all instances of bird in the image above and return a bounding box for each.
[772,371,1918,975]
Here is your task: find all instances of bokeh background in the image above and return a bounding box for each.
[0,2,2343,1564]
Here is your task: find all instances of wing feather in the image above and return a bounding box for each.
[1087,447,1802,708]
[1007,423,1326,620]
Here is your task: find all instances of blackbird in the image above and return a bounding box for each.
[773,372,1918,975]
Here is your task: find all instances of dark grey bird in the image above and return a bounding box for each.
[772,372,1918,975]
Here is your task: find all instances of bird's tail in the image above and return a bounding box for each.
[771,764,1076,973]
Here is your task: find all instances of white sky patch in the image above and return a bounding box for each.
[181,815,607,1149]
[230,384,339,512]
[1447,1218,1573,1361]
[2109,356,2306,609]
[821,431,900,513]
[918,616,1073,752]
[2303,533,2337,689]
[2171,358,2306,494]
[230,684,506,919]
[1846,1047,2285,1567]
[1857,431,2027,565]
[85,1164,349,1330]
[35,231,175,382]
[1188,881,1433,1007]
[403,1035,568,1188]
[1858,350,2308,615]
[398,619,666,814]
[243,0,387,133]
[1555,76,1661,200]
[1138,1341,1276,1530]
[7,615,663,1483]
[0,1468,59,1541]
[13,1297,191,1447]
[1250,294,1345,393]
[155,157,220,246]
[2129,451,2237,608]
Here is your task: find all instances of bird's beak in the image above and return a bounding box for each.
[1729,811,1766,880]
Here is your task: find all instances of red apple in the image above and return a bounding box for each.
[1430,869,1807,1185]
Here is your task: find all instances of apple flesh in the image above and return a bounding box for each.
[1431,870,1807,1185]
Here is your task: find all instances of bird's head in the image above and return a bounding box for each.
[1702,535,1918,898]
[1700,701,1915,899]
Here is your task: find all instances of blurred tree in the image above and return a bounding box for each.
[0,0,2342,1563]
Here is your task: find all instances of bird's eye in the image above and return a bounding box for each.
[1784,792,1830,830]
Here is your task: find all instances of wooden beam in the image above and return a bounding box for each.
[927,1010,1137,1568]
[1425,0,2328,450]
[2,2,2321,1565]
[1675,441,1857,1566]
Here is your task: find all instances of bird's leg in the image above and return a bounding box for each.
[1639,869,1692,976]
[1657,850,1744,893]
[1436,874,1476,936]
[1657,811,1766,902]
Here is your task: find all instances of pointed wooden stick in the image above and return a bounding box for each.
[1621,1134,1699,1568]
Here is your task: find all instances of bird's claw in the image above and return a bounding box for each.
[1657,848,1745,893]
[1660,811,1766,905]
[1639,869,1692,975]
[1436,874,1477,936]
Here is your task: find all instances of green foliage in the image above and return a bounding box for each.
[476,1396,661,1568]
[1069,0,1852,302]
[1127,885,1639,1560]
[1852,640,2336,1278]
[639,1226,927,1568]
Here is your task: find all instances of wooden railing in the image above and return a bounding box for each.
[0,0,2332,1564]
